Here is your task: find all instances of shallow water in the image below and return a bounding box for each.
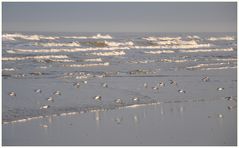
[2,32,237,145]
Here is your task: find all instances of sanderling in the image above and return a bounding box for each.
[40,105,50,109]
[34,89,42,93]
[101,83,108,88]
[178,89,186,93]
[217,87,224,91]
[53,90,61,95]
[114,98,123,104]
[202,76,210,82]
[8,91,16,97]
[94,95,102,101]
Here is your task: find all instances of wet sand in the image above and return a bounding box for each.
[2,69,237,146]
[3,95,236,146]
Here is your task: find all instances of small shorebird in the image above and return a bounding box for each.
[34,89,42,93]
[82,80,87,84]
[227,106,233,110]
[143,83,148,88]
[101,83,108,88]
[169,80,177,86]
[217,87,224,91]
[47,97,54,102]
[114,117,123,124]
[152,86,159,90]
[8,91,16,97]
[94,95,102,101]
[217,114,223,118]
[178,89,186,93]
[73,82,80,88]
[40,124,48,128]
[40,105,50,109]
[202,76,210,82]
[158,82,165,87]
[53,90,61,95]
[132,97,139,102]
[114,98,123,104]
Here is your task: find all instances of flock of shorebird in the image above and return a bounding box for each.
[7,75,229,112]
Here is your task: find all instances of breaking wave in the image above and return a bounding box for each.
[3,33,59,41]
[144,50,175,54]
[104,41,134,47]
[201,66,237,70]
[63,62,110,67]
[186,62,236,71]
[2,33,113,41]
[35,42,81,47]
[89,51,126,56]
[2,55,69,61]
[63,34,112,39]
[179,48,234,53]
[208,36,235,41]
[6,47,130,54]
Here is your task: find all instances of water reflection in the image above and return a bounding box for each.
[48,116,53,124]
[133,115,139,125]
[95,110,101,127]
[160,105,164,115]
[114,117,123,125]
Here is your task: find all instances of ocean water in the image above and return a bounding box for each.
[2,32,237,125]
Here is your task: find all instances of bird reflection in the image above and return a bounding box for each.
[179,105,184,113]
[114,117,123,125]
[133,115,139,125]
[160,105,164,115]
[95,110,101,127]
[48,116,53,124]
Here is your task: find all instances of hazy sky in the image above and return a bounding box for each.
[2,2,237,33]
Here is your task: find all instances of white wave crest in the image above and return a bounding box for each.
[46,59,74,62]
[143,36,181,41]
[63,36,88,39]
[104,41,134,47]
[63,34,112,39]
[2,68,15,71]
[84,58,102,62]
[208,36,235,41]
[179,48,234,53]
[3,33,59,41]
[36,42,81,47]
[134,43,211,49]
[161,59,191,63]
[92,34,112,39]
[144,50,175,54]
[7,47,130,54]
[63,62,110,67]
[89,51,126,56]
[186,63,227,69]
[2,55,69,61]
[142,36,211,49]
[187,35,201,40]
[213,58,237,61]
[201,66,237,70]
